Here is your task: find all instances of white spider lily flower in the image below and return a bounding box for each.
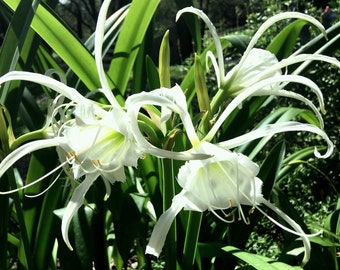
[0,0,142,250]
[177,7,340,106]
[0,78,143,250]
[140,84,333,265]
[57,103,143,249]
[146,142,318,266]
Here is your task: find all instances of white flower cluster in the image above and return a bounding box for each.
[0,1,338,266]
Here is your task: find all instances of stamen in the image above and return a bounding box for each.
[224,212,235,222]
[65,152,71,161]
[223,210,232,218]
[71,151,81,164]
[249,206,255,215]
[229,199,233,208]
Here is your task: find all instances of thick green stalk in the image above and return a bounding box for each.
[182,211,202,269]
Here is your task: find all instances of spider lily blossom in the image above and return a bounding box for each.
[0,0,141,250]
[0,0,208,249]
[0,76,143,250]
[177,7,340,110]
[145,116,333,266]
[139,77,334,265]
[145,142,319,266]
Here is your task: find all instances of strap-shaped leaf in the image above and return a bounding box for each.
[267,19,312,60]
[222,245,302,270]
[107,0,160,94]
[3,0,101,90]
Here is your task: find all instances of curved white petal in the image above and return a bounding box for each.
[94,0,121,107]
[206,50,221,87]
[240,12,326,68]
[258,198,318,267]
[252,88,324,127]
[177,7,225,81]
[0,137,64,179]
[126,86,209,160]
[217,122,334,158]
[0,71,89,104]
[204,74,323,141]
[146,195,184,257]
[282,54,339,76]
[61,172,99,250]
[260,53,340,92]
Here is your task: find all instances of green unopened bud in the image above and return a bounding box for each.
[159,30,171,88]
[194,54,211,137]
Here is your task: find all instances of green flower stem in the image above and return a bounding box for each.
[161,158,178,269]
[10,129,46,151]
[182,211,202,269]
[210,86,230,116]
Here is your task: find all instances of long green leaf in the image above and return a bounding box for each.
[0,0,40,76]
[222,246,302,270]
[267,19,313,60]
[3,0,101,90]
[108,0,160,94]
[32,173,63,270]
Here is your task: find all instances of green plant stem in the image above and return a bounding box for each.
[161,158,178,269]
[10,129,46,151]
[182,211,202,270]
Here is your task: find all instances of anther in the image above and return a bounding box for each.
[71,151,81,164]
[65,152,71,160]
[229,199,233,208]
[224,212,232,218]
[224,212,235,222]
[97,160,103,168]
[249,206,255,215]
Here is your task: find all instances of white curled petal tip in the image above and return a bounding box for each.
[0,71,88,104]
[258,198,322,266]
[61,173,99,250]
[146,196,184,257]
